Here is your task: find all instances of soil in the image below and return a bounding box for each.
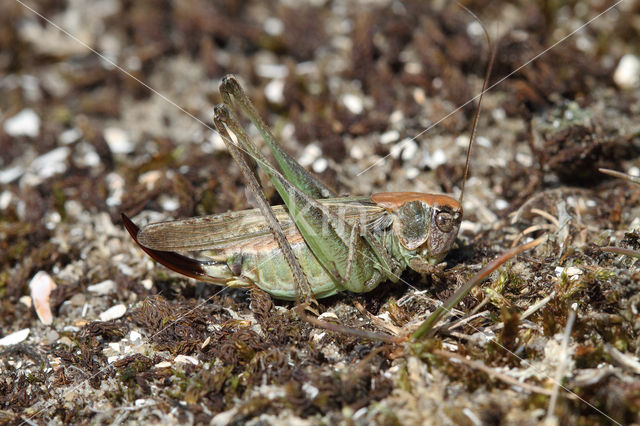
[1,0,640,425]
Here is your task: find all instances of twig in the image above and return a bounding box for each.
[490,291,555,332]
[434,349,554,396]
[605,344,640,375]
[600,246,640,259]
[511,223,557,248]
[530,208,560,227]
[546,309,576,420]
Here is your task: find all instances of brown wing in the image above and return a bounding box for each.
[135,196,387,252]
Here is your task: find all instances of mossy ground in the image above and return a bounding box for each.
[1,1,639,424]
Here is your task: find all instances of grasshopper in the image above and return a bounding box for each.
[122,22,494,308]
[124,74,477,302]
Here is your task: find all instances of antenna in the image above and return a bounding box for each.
[457,4,495,205]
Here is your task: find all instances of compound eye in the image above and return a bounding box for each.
[435,211,454,233]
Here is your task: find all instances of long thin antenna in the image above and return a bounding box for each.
[456,4,495,204]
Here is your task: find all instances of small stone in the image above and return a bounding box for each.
[341,93,364,115]
[380,130,399,145]
[154,361,172,369]
[264,79,285,104]
[104,127,134,154]
[405,167,420,180]
[70,293,86,306]
[99,304,127,321]
[29,271,57,325]
[129,330,142,342]
[0,328,30,346]
[495,199,509,210]
[57,336,74,347]
[299,143,322,166]
[0,166,24,184]
[201,336,211,349]
[31,147,70,179]
[613,54,640,90]
[59,127,82,145]
[87,279,116,295]
[19,295,32,308]
[318,312,339,322]
[159,195,179,211]
[312,158,328,173]
[141,279,153,290]
[263,17,284,36]
[3,109,40,138]
[174,354,199,365]
[44,330,60,345]
[255,63,288,79]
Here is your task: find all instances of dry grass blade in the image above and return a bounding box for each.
[434,349,556,397]
[411,236,546,340]
[599,168,640,185]
[600,246,640,259]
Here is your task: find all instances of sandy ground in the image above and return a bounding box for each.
[1,0,640,424]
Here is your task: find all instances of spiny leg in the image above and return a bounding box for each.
[216,105,358,285]
[213,106,317,307]
[220,75,336,199]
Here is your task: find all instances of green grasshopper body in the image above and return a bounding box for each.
[123,76,463,300]
[125,193,461,300]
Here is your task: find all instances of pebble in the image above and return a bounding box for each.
[554,266,583,281]
[29,271,57,325]
[421,148,447,170]
[87,279,116,295]
[3,108,40,138]
[494,199,509,210]
[59,127,82,145]
[341,93,364,115]
[70,293,86,306]
[159,195,180,211]
[0,328,30,346]
[129,330,142,342]
[299,143,322,166]
[174,354,199,365]
[613,54,640,90]
[99,304,127,321]
[44,329,60,345]
[264,79,285,104]
[57,336,74,347]
[104,127,134,154]
[141,279,153,290]
[255,63,288,79]
[263,17,284,36]
[31,147,71,179]
[405,167,420,180]
[380,130,400,145]
[19,295,32,308]
[312,158,328,173]
[0,166,23,184]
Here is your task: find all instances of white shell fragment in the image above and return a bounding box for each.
[613,54,640,90]
[341,93,364,114]
[174,355,199,365]
[0,328,30,346]
[3,108,40,138]
[87,279,116,295]
[554,266,583,281]
[104,127,134,154]
[31,147,70,180]
[29,271,57,325]
[99,304,127,321]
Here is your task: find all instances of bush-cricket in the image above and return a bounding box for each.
[122,15,542,341]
